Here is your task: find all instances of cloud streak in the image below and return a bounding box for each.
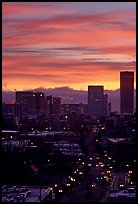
[2,2,136,91]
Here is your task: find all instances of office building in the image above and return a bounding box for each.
[103,94,108,117]
[16,91,35,119]
[2,102,21,124]
[107,102,111,117]
[2,102,20,117]
[107,138,136,165]
[16,91,46,119]
[120,71,134,114]
[33,92,45,117]
[61,104,85,115]
[46,95,53,118]
[52,97,61,115]
[88,86,106,119]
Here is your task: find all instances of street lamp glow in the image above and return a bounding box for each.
[79,172,83,175]
[88,163,92,167]
[129,171,133,174]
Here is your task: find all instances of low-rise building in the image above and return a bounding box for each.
[106,189,136,202]
[2,185,50,202]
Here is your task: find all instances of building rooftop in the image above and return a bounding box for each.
[108,189,136,198]
[26,131,77,137]
[108,138,126,143]
[2,130,19,133]
[2,185,50,202]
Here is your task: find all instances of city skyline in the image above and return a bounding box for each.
[2,85,136,113]
[2,2,136,92]
[2,3,136,201]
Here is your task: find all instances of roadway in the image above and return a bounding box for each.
[60,131,107,202]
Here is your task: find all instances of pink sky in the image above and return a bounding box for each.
[2,2,136,91]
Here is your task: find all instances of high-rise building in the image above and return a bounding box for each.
[2,102,20,116]
[52,97,61,115]
[33,92,45,116]
[16,91,46,119]
[103,94,108,117]
[2,102,21,122]
[107,102,111,117]
[46,95,53,118]
[88,86,106,119]
[16,91,34,119]
[120,71,134,114]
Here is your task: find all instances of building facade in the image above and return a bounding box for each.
[2,102,21,124]
[120,71,134,114]
[52,97,61,115]
[88,86,107,119]
[103,94,108,117]
[33,92,45,117]
[16,91,45,119]
[16,91,34,119]
[46,95,53,118]
[2,102,21,117]
[61,104,85,115]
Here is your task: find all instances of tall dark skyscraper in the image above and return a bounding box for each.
[16,91,34,119]
[46,95,53,118]
[33,92,45,116]
[120,71,134,114]
[88,86,107,119]
[103,94,108,117]
[16,91,45,119]
[53,97,61,115]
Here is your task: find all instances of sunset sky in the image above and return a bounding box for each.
[2,2,136,92]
